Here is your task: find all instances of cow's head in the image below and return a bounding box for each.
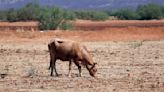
[88,63,97,77]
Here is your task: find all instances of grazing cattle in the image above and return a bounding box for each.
[48,38,97,77]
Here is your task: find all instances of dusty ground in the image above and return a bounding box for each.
[0,40,164,92]
[0,27,164,42]
[74,20,164,30]
[0,20,164,92]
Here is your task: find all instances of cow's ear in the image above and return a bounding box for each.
[94,63,97,65]
[57,40,63,43]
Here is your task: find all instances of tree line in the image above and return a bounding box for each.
[0,3,164,30]
[109,3,164,20]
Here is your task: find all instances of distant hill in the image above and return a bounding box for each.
[0,0,164,10]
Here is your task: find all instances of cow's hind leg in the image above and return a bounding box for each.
[50,60,54,76]
[51,58,59,76]
[54,59,59,76]
[49,58,52,70]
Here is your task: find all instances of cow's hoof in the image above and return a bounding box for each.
[56,74,59,77]
[50,74,54,77]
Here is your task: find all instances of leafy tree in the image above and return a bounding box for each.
[114,9,139,20]
[6,8,18,22]
[137,3,162,20]
[0,10,7,21]
[17,3,41,21]
[161,6,164,18]
[37,7,75,30]
[74,11,108,21]
[91,11,109,21]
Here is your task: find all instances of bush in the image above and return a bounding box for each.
[114,9,139,20]
[5,3,41,22]
[6,8,18,22]
[37,7,75,30]
[74,11,108,21]
[0,11,7,21]
[162,7,164,18]
[91,11,109,21]
[59,22,73,30]
[17,3,41,21]
[137,3,162,20]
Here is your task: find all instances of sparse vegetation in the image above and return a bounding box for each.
[17,3,41,21]
[0,10,7,21]
[0,39,164,91]
[0,3,75,30]
[161,6,164,18]
[113,9,139,20]
[37,8,75,30]
[6,8,18,22]
[0,3,164,30]
[74,11,109,21]
[130,41,143,49]
[109,3,164,20]
[137,3,163,20]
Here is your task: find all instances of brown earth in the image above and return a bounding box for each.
[0,21,38,31]
[0,27,164,42]
[0,20,164,41]
[0,20,164,92]
[74,20,164,30]
[0,41,164,92]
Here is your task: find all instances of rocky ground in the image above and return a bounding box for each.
[0,40,164,92]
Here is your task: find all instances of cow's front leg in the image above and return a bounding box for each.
[68,60,72,77]
[74,61,82,77]
[78,65,82,77]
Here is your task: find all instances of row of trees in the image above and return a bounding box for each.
[0,3,164,30]
[0,3,109,30]
[111,3,164,20]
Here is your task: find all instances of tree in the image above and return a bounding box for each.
[6,8,18,22]
[17,3,41,21]
[37,7,75,30]
[137,3,162,20]
[114,9,139,20]
[161,6,164,18]
[74,11,108,21]
[0,10,7,21]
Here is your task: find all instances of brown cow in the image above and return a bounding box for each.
[48,38,97,77]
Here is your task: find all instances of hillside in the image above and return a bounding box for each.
[0,0,164,10]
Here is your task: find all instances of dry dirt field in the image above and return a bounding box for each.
[0,20,164,92]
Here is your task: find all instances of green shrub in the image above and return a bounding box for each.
[114,9,139,20]
[59,22,73,30]
[6,8,18,22]
[17,3,41,21]
[37,7,59,30]
[137,3,162,20]
[37,7,75,30]
[91,11,109,21]
[0,10,7,21]
[74,11,108,21]
[162,7,164,18]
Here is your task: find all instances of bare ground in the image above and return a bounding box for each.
[0,20,164,92]
[0,40,164,92]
